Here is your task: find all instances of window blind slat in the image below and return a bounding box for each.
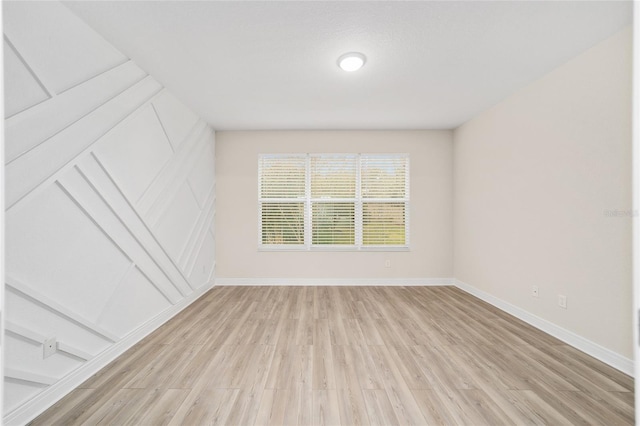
[361,156,407,199]
[260,202,305,245]
[312,202,355,245]
[310,156,356,199]
[363,202,406,245]
[259,156,306,198]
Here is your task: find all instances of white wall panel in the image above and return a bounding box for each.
[94,105,174,203]
[188,142,216,208]
[4,381,46,415]
[188,231,216,288]
[77,154,192,296]
[6,184,132,322]
[4,336,81,383]
[3,38,49,118]
[136,120,209,223]
[97,267,172,337]
[57,167,182,303]
[152,91,200,151]
[2,1,126,94]
[3,2,216,422]
[5,61,146,163]
[152,183,202,263]
[5,76,163,209]
[5,289,111,356]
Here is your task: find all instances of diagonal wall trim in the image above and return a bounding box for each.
[140,122,211,226]
[5,76,163,210]
[3,34,53,102]
[5,321,92,362]
[5,321,47,344]
[56,177,178,305]
[3,281,215,426]
[454,279,633,376]
[181,183,216,274]
[83,154,193,295]
[56,57,131,97]
[5,369,57,387]
[56,343,92,362]
[5,60,147,165]
[6,277,118,343]
[136,118,208,218]
[150,103,176,154]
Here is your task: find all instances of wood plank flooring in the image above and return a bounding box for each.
[31,286,634,425]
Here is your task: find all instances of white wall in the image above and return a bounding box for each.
[454,28,633,362]
[215,130,453,283]
[3,2,216,423]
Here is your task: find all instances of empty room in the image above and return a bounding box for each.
[2,0,637,425]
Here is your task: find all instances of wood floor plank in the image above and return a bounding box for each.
[313,389,341,426]
[224,389,264,426]
[122,388,190,426]
[412,389,460,425]
[313,319,336,390]
[31,286,634,426]
[348,343,383,390]
[362,389,400,426]
[255,389,288,426]
[369,345,427,425]
[333,345,370,425]
[282,385,313,425]
[81,388,147,425]
[503,389,574,426]
[168,388,239,426]
[28,388,96,426]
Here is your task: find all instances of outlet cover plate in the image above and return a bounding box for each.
[43,337,57,359]
[558,295,567,309]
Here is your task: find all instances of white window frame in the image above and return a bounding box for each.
[258,153,410,251]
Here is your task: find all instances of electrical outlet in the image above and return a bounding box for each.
[532,285,539,298]
[384,259,391,268]
[558,295,567,309]
[43,337,57,359]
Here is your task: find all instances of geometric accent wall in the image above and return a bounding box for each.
[3,1,216,419]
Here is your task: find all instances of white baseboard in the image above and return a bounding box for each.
[214,277,454,286]
[454,279,634,376]
[3,281,215,426]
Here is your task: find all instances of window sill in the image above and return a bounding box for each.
[258,246,410,252]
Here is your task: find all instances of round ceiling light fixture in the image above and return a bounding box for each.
[337,52,366,72]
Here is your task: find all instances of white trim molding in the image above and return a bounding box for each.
[454,279,634,376]
[215,277,454,286]
[3,282,215,426]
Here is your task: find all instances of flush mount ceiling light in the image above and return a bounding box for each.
[337,52,366,72]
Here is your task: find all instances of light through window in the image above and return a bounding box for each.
[259,153,409,250]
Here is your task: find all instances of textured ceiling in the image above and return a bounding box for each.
[64,1,632,130]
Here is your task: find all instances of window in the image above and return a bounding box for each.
[259,154,409,250]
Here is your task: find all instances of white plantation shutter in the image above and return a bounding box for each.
[361,155,408,199]
[259,155,306,199]
[310,155,357,246]
[312,202,355,245]
[259,155,306,245]
[310,155,356,198]
[260,203,305,245]
[258,153,409,249]
[363,202,406,245]
[361,155,409,246]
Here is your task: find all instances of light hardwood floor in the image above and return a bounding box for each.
[32,286,634,425]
